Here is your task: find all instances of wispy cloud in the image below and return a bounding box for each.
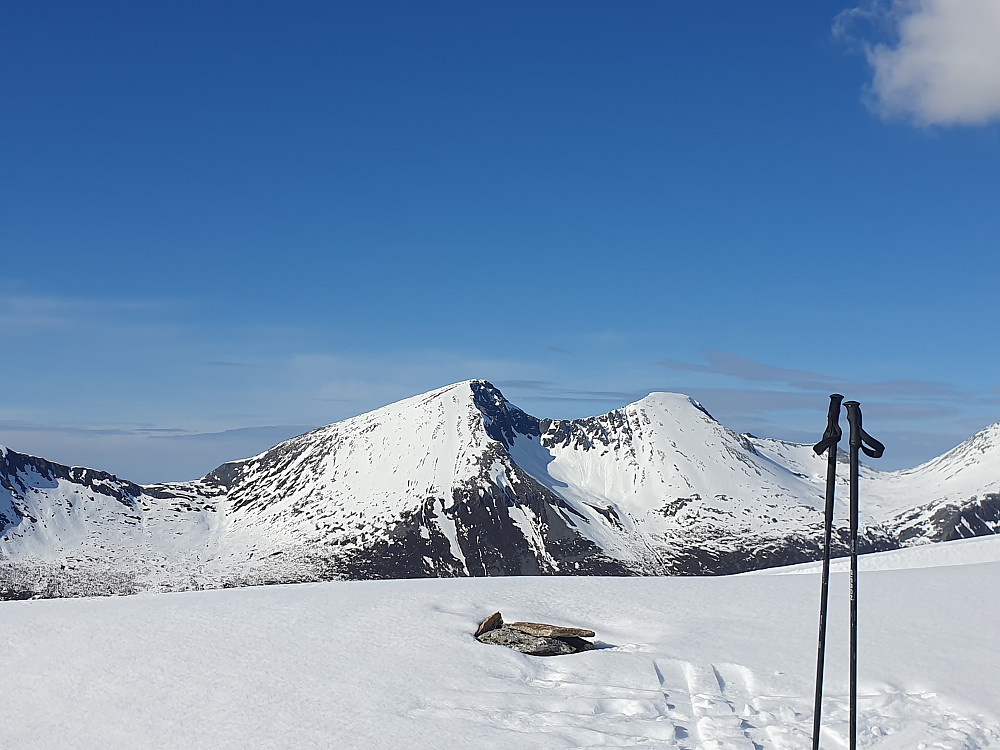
[495,379,555,391]
[495,380,644,404]
[0,422,314,483]
[0,421,311,442]
[855,402,959,420]
[660,350,960,401]
[2,288,992,476]
[0,421,139,438]
[0,293,179,334]
[294,352,547,406]
[651,348,998,467]
[835,0,1000,126]
[147,425,315,444]
[207,360,265,369]
[662,351,841,390]
[532,394,646,405]
[668,388,829,415]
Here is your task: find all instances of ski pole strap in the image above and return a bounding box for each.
[843,401,885,459]
[813,394,845,455]
[859,430,884,458]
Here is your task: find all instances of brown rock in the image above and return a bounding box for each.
[474,611,504,638]
[507,621,596,639]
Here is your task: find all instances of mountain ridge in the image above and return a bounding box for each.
[2,380,999,598]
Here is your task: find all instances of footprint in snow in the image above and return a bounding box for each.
[409,650,1000,749]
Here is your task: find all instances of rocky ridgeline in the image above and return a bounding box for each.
[474,611,597,656]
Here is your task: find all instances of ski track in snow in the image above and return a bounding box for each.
[414,648,1000,749]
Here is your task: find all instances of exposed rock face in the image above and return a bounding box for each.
[891,493,1000,544]
[507,622,596,638]
[474,612,597,656]
[478,627,578,656]
[477,626,596,656]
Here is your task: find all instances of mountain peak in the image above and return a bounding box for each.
[634,391,712,414]
[469,380,539,446]
[968,422,1000,444]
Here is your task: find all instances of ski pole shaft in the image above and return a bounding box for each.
[843,401,882,750]
[849,422,859,750]
[844,401,885,750]
[811,394,843,750]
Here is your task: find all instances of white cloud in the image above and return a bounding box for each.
[837,0,1000,126]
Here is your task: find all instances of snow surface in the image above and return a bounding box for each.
[3,536,999,749]
[760,532,1000,575]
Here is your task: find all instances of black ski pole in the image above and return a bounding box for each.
[843,401,884,750]
[811,393,844,750]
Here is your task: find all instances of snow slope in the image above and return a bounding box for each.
[751,428,1000,518]
[2,536,998,749]
[751,430,1000,545]
[761,531,1000,575]
[509,393,847,574]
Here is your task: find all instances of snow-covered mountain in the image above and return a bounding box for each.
[2,380,999,598]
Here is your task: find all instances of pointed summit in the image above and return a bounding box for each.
[469,380,540,446]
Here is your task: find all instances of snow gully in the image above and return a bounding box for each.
[811,395,884,750]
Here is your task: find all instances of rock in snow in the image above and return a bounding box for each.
[475,612,598,656]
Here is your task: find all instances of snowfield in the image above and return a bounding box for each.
[3,538,999,749]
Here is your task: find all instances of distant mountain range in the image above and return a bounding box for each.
[2,380,998,598]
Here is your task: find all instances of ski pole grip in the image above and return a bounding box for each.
[845,401,862,447]
[844,401,885,459]
[825,393,844,431]
[813,394,844,455]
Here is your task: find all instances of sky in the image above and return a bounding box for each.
[2,0,999,482]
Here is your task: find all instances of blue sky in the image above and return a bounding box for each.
[2,1,999,482]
